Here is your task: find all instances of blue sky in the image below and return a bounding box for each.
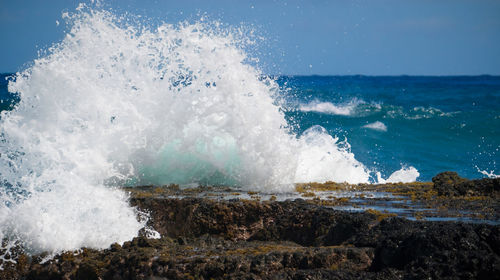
[1,0,499,75]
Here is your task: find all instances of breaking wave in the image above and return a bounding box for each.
[0,5,418,256]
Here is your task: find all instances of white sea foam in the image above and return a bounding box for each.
[299,99,364,116]
[362,121,387,132]
[386,106,459,120]
[298,99,456,120]
[0,6,417,256]
[475,167,499,178]
[377,166,420,184]
[294,126,371,184]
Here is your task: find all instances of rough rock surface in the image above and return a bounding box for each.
[1,196,499,279]
[432,171,500,196]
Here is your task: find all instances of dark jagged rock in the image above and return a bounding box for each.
[1,194,499,279]
[350,218,500,278]
[6,236,375,280]
[432,171,500,196]
[129,197,376,246]
[128,197,499,279]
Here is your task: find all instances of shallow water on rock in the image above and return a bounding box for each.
[126,182,500,225]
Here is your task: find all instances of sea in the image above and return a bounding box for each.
[279,75,500,182]
[2,74,499,183]
[0,5,498,258]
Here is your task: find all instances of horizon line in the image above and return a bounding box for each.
[269,73,500,78]
[1,72,500,78]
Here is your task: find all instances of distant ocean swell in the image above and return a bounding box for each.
[0,6,420,259]
[298,99,458,120]
[297,99,460,133]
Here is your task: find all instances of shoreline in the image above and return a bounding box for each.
[1,172,499,279]
[126,171,500,223]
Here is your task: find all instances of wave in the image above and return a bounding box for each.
[299,99,381,117]
[298,99,457,120]
[376,166,420,184]
[395,106,459,120]
[0,5,418,257]
[299,99,365,116]
[362,121,387,132]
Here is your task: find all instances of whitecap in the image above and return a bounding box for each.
[377,166,420,183]
[299,99,364,116]
[362,121,387,132]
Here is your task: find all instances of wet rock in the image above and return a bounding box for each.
[75,261,99,280]
[350,218,500,279]
[1,197,499,279]
[432,171,500,196]
[130,197,375,247]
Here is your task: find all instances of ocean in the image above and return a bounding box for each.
[278,75,500,181]
[0,6,498,258]
[2,74,499,183]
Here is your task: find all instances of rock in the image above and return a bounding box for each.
[352,218,500,278]
[432,171,500,196]
[1,196,499,279]
[75,262,99,280]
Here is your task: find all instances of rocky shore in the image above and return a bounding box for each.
[1,172,499,279]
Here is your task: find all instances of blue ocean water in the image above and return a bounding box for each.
[1,73,499,182]
[279,75,500,181]
[0,74,17,113]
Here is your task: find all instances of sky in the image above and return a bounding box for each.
[1,0,500,75]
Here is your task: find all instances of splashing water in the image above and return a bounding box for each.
[376,167,420,184]
[0,6,418,256]
[476,167,499,179]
